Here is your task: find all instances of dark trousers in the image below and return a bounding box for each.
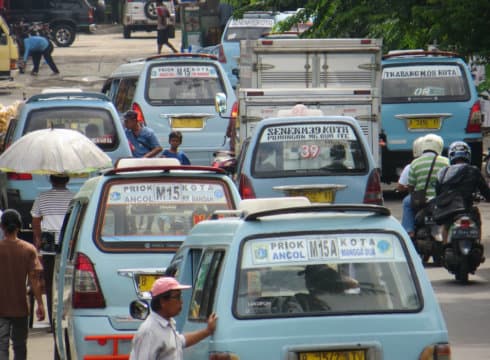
[31,41,59,74]
[0,317,28,360]
[42,254,55,327]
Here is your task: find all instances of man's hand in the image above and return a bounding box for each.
[206,312,217,335]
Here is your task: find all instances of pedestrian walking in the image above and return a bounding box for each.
[129,277,217,360]
[123,110,163,158]
[0,209,45,360]
[20,34,60,76]
[156,0,178,54]
[31,174,74,330]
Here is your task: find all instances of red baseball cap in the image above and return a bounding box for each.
[151,277,191,297]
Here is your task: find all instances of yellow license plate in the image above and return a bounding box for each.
[300,350,366,360]
[138,275,161,292]
[172,118,204,129]
[287,189,334,203]
[408,118,440,129]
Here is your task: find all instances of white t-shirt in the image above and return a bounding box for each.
[398,164,410,186]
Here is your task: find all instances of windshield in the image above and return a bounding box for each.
[25,107,119,151]
[146,63,225,106]
[382,63,470,103]
[252,121,368,177]
[97,178,235,250]
[235,232,421,317]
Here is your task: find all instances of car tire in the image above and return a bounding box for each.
[51,23,76,47]
[144,0,158,21]
[123,26,131,39]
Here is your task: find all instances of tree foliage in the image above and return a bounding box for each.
[229,0,490,62]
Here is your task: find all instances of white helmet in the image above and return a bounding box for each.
[412,136,425,158]
[421,133,444,155]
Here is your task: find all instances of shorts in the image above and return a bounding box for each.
[157,28,169,45]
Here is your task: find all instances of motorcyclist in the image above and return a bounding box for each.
[403,134,449,238]
[435,141,490,243]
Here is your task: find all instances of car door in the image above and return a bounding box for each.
[53,200,87,359]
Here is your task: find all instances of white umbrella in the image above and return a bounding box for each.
[0,128,112,175]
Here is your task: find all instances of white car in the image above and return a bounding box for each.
[122,0,175,39]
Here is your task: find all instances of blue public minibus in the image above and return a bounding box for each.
[380,50,482,183]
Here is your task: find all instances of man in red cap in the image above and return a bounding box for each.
[130,277,217,359]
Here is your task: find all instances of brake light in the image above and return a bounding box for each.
[458,218,471,229]
[239,174,256,199]
[363,169,383,205]
[419,343,451,360]
[131,103,145,124]
[7,172,32,180]
[10,59,17,71]
[466,100,482,133]
[228,102,238,152]
[217,44,226,63]
[73,252,106,309]
[88,7,94,22]
[209,352,239,360]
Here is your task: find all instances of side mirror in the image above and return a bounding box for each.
[215,92,227,115]
[129,300,150,320]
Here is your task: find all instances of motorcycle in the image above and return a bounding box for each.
[413,200,444,266]
[211,150,237,177]
[442,205,485,283]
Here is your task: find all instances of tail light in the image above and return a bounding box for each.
[419,343,451,360]
[131,103,146,124]
[210,352,239,360]
[363,169,383,205]
[7,172,32,180]
[217,44,226,63]
[239,174,256,199]
[73,252,106,309]
[466,100,482,133]
[10,59,17,71]
[88,7,94,22]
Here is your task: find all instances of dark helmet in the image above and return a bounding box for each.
[304,265,345,294]
[448,141,471,164]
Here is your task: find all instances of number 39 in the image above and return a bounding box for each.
[300,144,320,159]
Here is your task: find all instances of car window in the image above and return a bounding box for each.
[252,122,368,177]
[97,178,235,251]
[235,232,421,317]
[24,107,119,151]
[224,19,275,42]
[382,63,470,103]
[146,63,225,105]
[188,250,224,321]
[115,77,138,113]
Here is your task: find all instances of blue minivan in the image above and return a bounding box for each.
[381,50,482,183]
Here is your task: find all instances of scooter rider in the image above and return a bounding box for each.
[435,141,490,243]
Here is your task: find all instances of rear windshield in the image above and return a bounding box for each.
[97,178,235,251]
[252,121,368,177]
[224,21,274,42]
[24,107,119,151]
[146,63,225,106]
[235,232,421,317]
[382,62,471,103]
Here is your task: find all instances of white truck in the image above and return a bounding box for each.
[237,38,382,167]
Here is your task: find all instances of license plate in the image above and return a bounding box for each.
[408,118,441,129]
[172,118,204,129]
[300,350,366,360]
[70,173,89,178]
[287,189,334,203]
[138,275,161,292]
[452,228,479,239]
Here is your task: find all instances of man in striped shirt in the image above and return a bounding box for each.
[404,134,449,238]
[31,174,74,330]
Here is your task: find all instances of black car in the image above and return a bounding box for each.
[3,0,96,47]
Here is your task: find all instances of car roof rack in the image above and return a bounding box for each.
[145,53,218,62]
[26,92,111,103]
[105,162,225,175]
[382,50,461,60]
[244,203,391,221]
